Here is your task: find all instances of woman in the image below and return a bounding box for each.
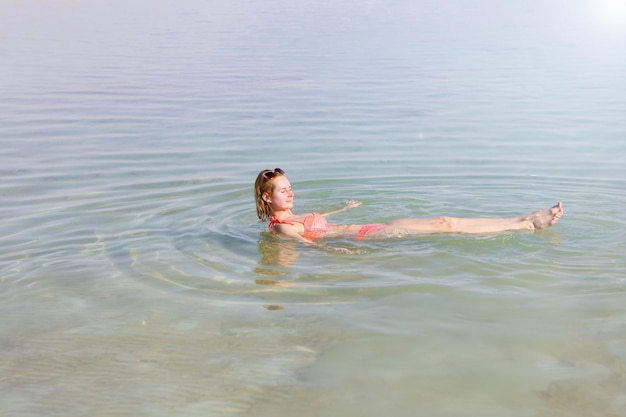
[254,168,563,248]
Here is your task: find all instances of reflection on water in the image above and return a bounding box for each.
[256,234,300,273]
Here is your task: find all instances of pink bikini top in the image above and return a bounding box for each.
[268,212,330,239]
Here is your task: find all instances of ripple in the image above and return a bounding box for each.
[3,165,624,309]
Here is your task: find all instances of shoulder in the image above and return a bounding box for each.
[272,221,304,238]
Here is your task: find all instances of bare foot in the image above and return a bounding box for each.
[527,202,563,230]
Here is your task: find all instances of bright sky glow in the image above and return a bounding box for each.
[593,0,626,32]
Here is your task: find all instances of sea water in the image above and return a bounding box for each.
[1,1,625,416]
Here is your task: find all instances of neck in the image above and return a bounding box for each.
[271,209,293,219]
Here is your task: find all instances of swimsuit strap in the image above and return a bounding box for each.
[268,215,296,231]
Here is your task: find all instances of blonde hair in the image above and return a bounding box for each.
[254,168,285,222]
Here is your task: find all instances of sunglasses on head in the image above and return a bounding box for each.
[263,168,284,180]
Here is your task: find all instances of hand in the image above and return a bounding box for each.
[328,247,353,254]
[344,200,362,209]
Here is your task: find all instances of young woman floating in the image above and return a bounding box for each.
[254,168,563,248]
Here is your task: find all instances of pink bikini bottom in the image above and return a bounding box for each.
[355,223,387,241]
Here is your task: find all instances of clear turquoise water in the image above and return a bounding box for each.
[1,1,625,416]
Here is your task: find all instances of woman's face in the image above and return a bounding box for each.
[265,175,294,212]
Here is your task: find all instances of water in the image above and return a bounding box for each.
[1,1,625,416]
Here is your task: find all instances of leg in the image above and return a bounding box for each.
[386,202,563,234]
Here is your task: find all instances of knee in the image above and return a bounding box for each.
[437,216,455,231]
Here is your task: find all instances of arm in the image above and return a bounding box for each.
[273,223,316,246]
[320,200,362,217]
[273,223,352,254]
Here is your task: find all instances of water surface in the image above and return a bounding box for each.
[1,1,625,416]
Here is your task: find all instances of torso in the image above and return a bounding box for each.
[268,213,376,240]
[269,212,331,239]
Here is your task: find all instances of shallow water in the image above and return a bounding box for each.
[2,1,626,416]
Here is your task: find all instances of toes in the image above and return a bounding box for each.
[550,202,563,215]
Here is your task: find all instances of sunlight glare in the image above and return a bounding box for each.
[594,0,626,31]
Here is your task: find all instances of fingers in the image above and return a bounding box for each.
[331,247,352,254]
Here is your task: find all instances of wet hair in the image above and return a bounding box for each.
[254,168,285,222]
